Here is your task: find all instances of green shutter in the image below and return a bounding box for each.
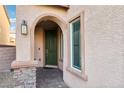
[72,20,81,70]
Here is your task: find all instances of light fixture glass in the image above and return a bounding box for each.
[21,20,28,35]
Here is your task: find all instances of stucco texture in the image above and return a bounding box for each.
[15,5,124,88]
[16,5,67,64]
[64,5,124,88]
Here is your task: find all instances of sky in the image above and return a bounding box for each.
[5,5,16,33]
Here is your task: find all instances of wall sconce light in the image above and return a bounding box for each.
[21,20,28,35]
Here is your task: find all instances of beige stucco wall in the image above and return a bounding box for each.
[57,28,63,71]
[64,5,124,87]
[15,5,67,65]
[34,27,44,67]
[15,5,124,87]
[0,5,10,45]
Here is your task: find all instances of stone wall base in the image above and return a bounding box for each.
[13,67,36,88]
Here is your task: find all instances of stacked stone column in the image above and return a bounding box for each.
[13,67,36,88]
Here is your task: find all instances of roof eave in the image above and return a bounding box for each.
[3,5,10,25]
[56,5,69,9]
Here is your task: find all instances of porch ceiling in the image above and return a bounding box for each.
[36,20,59,30]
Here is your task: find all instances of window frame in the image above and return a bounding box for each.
[70,17,81,71]
[67,11,87,81]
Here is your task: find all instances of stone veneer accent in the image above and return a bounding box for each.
[13,67,36,88]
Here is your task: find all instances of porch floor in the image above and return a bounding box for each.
[36,67,68,88]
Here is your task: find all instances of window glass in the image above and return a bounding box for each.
[71,19,81,70]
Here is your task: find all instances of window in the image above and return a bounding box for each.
[70,17,81,70]
[67,12,87,81]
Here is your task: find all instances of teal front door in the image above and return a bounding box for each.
[45,31,57,66]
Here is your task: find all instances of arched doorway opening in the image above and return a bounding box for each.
[31,14,67,87]
[34,19,64,71]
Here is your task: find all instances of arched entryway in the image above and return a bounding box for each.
[30,14,68,87]
[34,20,63,70]
[30,13,67,68]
